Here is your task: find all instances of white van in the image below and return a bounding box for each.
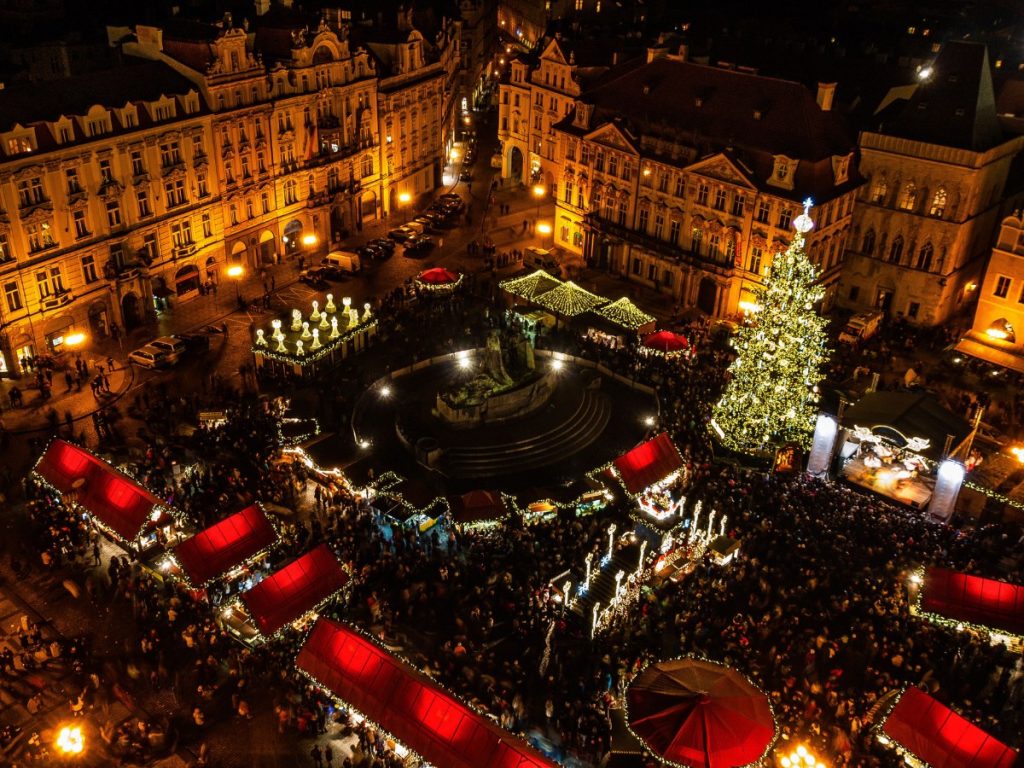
[526,247,559,274]
[322,251,362,275]
[839,311,883,344]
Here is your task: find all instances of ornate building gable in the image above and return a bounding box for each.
[685,153,757,190]
[583,123,638,155]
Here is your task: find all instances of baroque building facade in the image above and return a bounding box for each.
[499,46,861,317]
[0,11,459,377]
[840,42,1024,326]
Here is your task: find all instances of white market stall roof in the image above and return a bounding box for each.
[535,280,608,318]
[499,270,564,302]
[594,297,656,331]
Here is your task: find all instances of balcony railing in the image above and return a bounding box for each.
[584,213,736,276]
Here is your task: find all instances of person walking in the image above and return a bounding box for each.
[310,743,323,768]
[323,744,333,767]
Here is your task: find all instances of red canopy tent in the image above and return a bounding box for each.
[417,267,460,285]
[240,545,348,637]
[919,567,1024,637]
[880,687,1018,768]
[642,330,690,354]
[448,490,508,525]
[173,505,279,587]
[297,618,558,768]
[626,658,776,768]
[612,433,685,496]
[34,439,162,545]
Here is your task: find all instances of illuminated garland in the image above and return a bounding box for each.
[277,417,321,446]
[595,297,655,331]
[909,566,1024,647]
[414,271,464,292]
[710,214,829,453]
[535,281,608,317]
[963,481,1024,512]
[620,656,779,768]
[499,269,563,301]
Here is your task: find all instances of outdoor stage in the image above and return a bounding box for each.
[840,454,935,509]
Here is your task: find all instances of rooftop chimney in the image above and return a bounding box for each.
[817,82,837,111]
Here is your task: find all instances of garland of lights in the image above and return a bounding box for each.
[963,481,1024,511]
[595,297,655,331]
[414,272,464,293]
[535,281,608,317]
[620,656,780,768]
[908,566,1024,647]
[277,417,322,446]
[710,202,829,453]
[499,270,563,301]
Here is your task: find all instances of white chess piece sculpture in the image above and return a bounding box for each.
[291,308,302,332]
[311,328,322,350]
[325,293,337,313]
[255,329,267,346]
[275,335,287,353]
[319,311,330,330]
[295,340,305,356]
[330,316,340,339]
[271,319,284,341]
[310,300,321,322]
[301,321,312,339]
[362,302,372,323]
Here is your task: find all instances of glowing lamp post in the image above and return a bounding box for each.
[398,191,411,224]
[226,264,245,303]
[532,183,545,223]
[778,743,826,768]
[56,724,85,756]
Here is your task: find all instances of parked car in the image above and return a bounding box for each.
[439,193,462,202]
[459,168,473,182]
[838,311,883,344]
[403,234,435,254]
[368,238,395,254]
[177,333,211,354]
[128,345,170,369]
[387,226,415,242]
[412,216,439,233]
[322,250,362,276]
[356,244,386,261]
[148,335,187,363]
[299,266,330,288]
[525,247,560,274]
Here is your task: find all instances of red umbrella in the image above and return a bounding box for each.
[417,267,460,285]
[642,330,689,353]
[627,659,776,768]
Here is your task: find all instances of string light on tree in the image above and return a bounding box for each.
[710,198,830,453]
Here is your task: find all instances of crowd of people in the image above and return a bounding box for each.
[8,284,1024,768]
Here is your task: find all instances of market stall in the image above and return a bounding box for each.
[499,269,563,308]
[911,567,1024,650]
[534,280,608,324]
[414,267,463,294]
[641,330,690,358]
[876,687,1017,768]
[33,439,173,553]
[251,293,377,379]
[169,504,279,593]
[447,489,511,529]
[624,657,777,768]
[833,392,972,515]
[608,433,687,528]
[589,297,657,343]
[224,544,349,643]
[296,618,559,768]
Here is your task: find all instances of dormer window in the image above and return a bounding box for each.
[6,135,34,155]
[832,154,850,185]
[87,119,108,137]
[769,155,795,189]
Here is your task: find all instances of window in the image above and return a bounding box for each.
[889,236,904,264]
[65,168,82,195]
[361,155,373,178]
[284,180,298,205]
[724,238,736,262]
[631,258,641,275]
[849,286,860,302]
[257,152,266,173]
[7,136,32,155]
[241,156,251,179]
[164,179,187,208]
[81,253,98,284]
[674,177,685,197]
[907,302,920,319]
[731,195,745,216]
[197,173,209,198]
[576,188,584,209]
[994,275,1012,298]
[171,220,193,247]
[106,200,122,228]
[713,189,727,210]
[756,200,771,223]
[136,189,152,218]
[929,188,947,217]
[638,208,649,232]
[617,201,627,226]
[229,203,239,226]
[774,158,789,180]
[899,183,917,211]
[130,150,145,177]
[533,114,542,131]
[246,198,255,219]
[669,220,681,245]
[862,230,876,256]
[564,180,573,204]
[594,151,604,172]
[696,184,709,206]
[192,135,205,157]
[658,174,668,193]
[25,221,55,252]
[709,233,721,259]
[565,142,575,162]
[159,141,181,168]
[202,213,212,238]
[917,243,933,271]
[99,159,113,183]
[691,228,703,254]
[647,264,657,281]
[72,210,89,238]
[261,191,270,214]
[608,155,618,177]
[871,178,888,203]
[0,232,9,263]
[87,119,107,137]
[653,214,664,239]
[141,233,157,262]
[778,209,792,230]
[17,177,45,207]
[4,281,22,312]
[748,246,763,275]
[36,266,64,298]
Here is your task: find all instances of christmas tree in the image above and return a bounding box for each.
[710,199,829,453]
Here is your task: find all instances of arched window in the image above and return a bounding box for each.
[899,183,917,211]
[871,177,887,203]
[889,236,904,264]
[917,242,934,271]
[929,188,947,217]
[862,229,876,256]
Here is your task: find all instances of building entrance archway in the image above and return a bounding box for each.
[283,220,302,257]
[507,146,524,185]
[697,278,718,316]
[121,292,142,330]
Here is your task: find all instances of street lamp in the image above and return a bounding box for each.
[778,743,826,768]
[226,264,245,304]
[56,724,85,756]
[537,221,553,246]
[533,183,545,225]
[64,332,87,349]
[398,191,411,223]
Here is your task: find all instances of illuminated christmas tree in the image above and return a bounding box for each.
[710,199,829,452]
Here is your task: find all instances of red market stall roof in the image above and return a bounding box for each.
[881,687,1018,768]
[297,618,559,768]
[612,433,685,496]
[919,567,1024,637]
[173,505,278,587]
[642,330,690,353]
[240,545,348,637]
[34,439,161,543]
[448,490,508,525]
[416,267,461,285]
